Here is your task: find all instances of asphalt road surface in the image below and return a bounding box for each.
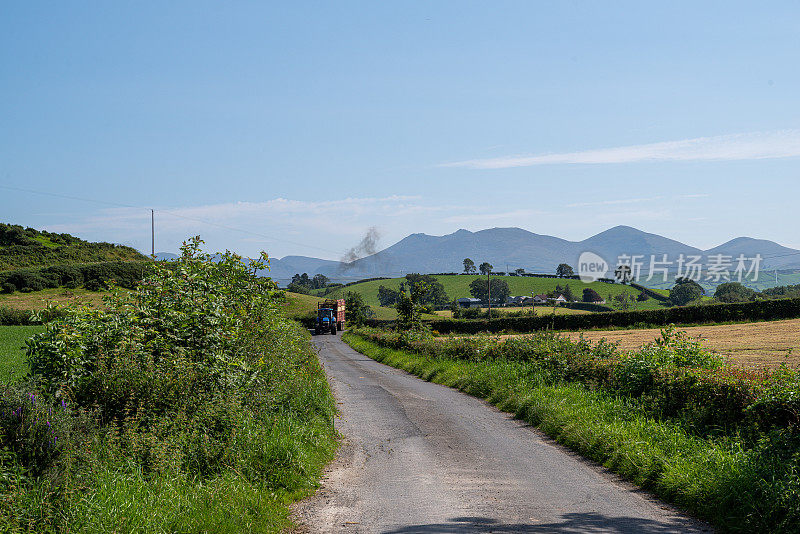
[294,334,711,533]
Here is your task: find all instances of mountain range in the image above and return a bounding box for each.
[158,225,800,284]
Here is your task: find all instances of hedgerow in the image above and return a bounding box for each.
[424,297,800,334]
[0,237,336,531]
[352,326,800,439]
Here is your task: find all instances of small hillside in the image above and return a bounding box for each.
[0,222,148,271]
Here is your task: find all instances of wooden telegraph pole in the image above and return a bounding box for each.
[151,209,155,258]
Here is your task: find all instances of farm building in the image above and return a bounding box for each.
[549,294,567,304]
[457,297,482,308]
[532,294,549,304]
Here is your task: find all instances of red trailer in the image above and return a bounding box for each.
[318,298,346,332]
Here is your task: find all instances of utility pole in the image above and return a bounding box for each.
[151,209,155,258]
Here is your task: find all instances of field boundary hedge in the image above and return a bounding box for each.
[630,282,670,302]
[425,297,800,334]
[561,301,615,312]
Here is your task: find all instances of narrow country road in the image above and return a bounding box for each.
[294,334,711,534]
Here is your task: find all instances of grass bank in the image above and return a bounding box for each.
[343,332,800,533]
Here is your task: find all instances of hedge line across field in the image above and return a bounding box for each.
[415,297,800,334]
[630,282,670,302]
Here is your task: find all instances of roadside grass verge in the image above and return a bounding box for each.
[343,332,800,533]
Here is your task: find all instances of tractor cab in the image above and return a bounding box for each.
[315,308,338,335]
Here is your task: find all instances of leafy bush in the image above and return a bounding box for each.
[1,237,336,530]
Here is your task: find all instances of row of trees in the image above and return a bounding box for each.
[286,272,344,294]
[377,274,450,310]
[462,258,576,279]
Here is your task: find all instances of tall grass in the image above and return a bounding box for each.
[344,333,800,532]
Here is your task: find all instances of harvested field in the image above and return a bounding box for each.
[0,287,109,311]
[560,319,800,370]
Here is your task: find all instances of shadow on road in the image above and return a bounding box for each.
[382,513,708,533]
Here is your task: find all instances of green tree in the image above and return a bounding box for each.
[714,282,755,303]
[582,287,603,303]
[293,273,311,286]
[403,273,449,306]
[614,290,635,310]
[345,291,373,326]
[469,277,510,305]
[395,282,427,332]
[449,299,462,319]
[286,282,311,294]
[463,258,476,274]
[514,268,525,276]
[377,284,401,307]
[556,263,574,278]
[561,284,576,302]
[479,262,493,275]
[311,273,330,289]
[637,291,650,302]
[670,279,704,306]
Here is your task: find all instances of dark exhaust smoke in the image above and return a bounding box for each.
[340,227,381,268]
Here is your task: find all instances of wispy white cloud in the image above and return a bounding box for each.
[566,197,663,208]
[440,130,800,169]
[43,196,453,259]
[442,209,548,224]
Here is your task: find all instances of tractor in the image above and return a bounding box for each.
[314,298,345,335]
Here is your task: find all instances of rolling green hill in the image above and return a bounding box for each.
[0,222,148,271]
[315,274,670,312]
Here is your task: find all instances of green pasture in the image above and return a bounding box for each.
[0,325,43,382]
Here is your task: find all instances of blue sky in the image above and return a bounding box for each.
[2,1,799,260]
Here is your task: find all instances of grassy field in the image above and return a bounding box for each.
[0,325,43,382]
[0,287,110,311]
[554,318,800,370]
[315,275,670,312]
[280,291,325,317]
